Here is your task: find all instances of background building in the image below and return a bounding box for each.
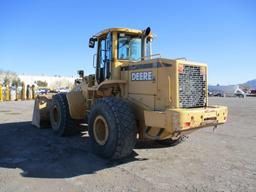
[18,75,76,90]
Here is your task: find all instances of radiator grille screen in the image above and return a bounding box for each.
[179,65,206,108]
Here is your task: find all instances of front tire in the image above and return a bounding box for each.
[88,97,137,159]
[49,93,78,136]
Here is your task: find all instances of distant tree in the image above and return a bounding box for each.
[3,77,9,86]
[51,79,73,90]
[36,80,48,87]
[12,78,22,87]
[0,70,20,86]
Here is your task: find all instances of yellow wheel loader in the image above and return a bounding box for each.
[32,27,228,159]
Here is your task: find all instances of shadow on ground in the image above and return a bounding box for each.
[0,121,173,179]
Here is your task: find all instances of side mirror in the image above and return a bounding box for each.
[75,79,81,84]
[143,27,151,37]
[77,70,84,78]
[89,37,96,48]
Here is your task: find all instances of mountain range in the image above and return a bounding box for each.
[244,79,256,89]
[209,79,256,89]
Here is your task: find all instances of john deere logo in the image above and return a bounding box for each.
[131,72,153,81]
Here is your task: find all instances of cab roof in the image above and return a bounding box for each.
[93,28,144,38]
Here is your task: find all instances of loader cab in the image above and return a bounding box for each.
[89,28,152,84]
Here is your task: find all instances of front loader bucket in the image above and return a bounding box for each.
[32,94,54,128]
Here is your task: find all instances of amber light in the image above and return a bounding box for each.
[200,67,206,75]
[178,64,184,73]
[184,122,190,127]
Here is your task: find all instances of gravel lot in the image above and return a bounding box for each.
[0,97,255,192]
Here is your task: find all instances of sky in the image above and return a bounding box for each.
[0,0,255,85]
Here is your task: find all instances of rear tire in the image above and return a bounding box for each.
[50,93,78,136]
[88,97,137,159]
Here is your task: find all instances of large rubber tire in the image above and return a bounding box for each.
[88,97,137,159]
[49,93,78,136]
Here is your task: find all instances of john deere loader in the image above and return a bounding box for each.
[32,27,228,159]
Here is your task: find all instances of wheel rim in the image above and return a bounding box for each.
[93,115,109,145]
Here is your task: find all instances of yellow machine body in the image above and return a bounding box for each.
[32,27,228,141]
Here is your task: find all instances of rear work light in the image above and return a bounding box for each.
[178,64,184,73]
[200,67,206,76]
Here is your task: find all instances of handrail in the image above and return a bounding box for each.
[168,75,172,105]
[173,57,187,61]
[93,53,97,68]
[140,54,161,60]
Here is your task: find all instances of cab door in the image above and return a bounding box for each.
[96,32,112,83]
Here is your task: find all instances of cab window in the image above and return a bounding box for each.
[118,34,141,60]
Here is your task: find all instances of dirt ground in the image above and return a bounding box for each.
[0,97,255,192]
